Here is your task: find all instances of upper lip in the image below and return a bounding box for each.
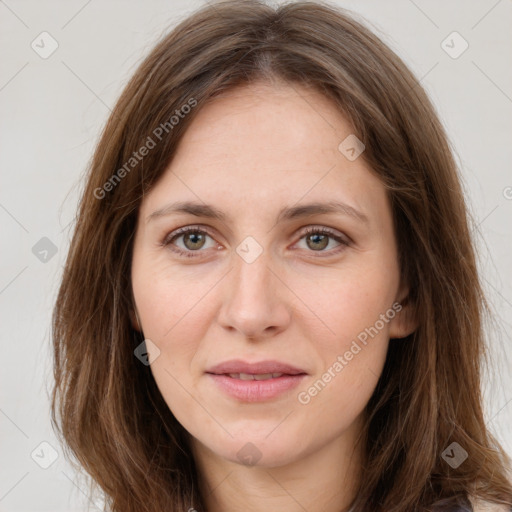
[206,359,307,375]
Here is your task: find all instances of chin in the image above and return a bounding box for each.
[207,433,304,468]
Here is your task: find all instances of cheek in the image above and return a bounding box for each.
[131,263,210,419]
[294,262,397,412]
[131,253,217,346]
[295,311,390,444]
[304,260,399,350]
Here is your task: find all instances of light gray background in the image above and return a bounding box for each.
[1,0,511,510]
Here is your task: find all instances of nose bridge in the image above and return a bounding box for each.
[234,245,273,299]
[218,240,289,338]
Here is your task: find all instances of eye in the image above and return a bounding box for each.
[161,225,350,259]
[295,226,349,256]
[161,226,219,258]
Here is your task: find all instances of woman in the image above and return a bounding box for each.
[51,1,512,510]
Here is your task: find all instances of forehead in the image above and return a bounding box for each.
[140,81,387,224]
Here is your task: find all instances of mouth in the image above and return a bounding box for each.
[223,372,291,380]
[206,359,308,402]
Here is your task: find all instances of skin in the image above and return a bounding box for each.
[131,80,416,512]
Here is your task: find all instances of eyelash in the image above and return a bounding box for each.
[160,225,350,259]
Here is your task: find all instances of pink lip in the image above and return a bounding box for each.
[206,359,307,402]
[207,359,307,375]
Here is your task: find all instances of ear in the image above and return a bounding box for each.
[130,308,141,332]
[388,283,417,339]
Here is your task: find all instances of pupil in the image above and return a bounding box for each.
[308,234,328,250]
[185,232,204,249]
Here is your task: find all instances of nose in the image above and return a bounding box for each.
[217,248,292,340]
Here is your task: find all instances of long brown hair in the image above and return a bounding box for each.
[51,1,512,510]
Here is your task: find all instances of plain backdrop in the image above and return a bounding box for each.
[1,0,511,510]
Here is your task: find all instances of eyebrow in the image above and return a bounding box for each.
[146,200,369,224]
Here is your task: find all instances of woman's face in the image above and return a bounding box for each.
[131,81,413,468]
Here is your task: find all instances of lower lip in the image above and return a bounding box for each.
[207,373,306,402]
